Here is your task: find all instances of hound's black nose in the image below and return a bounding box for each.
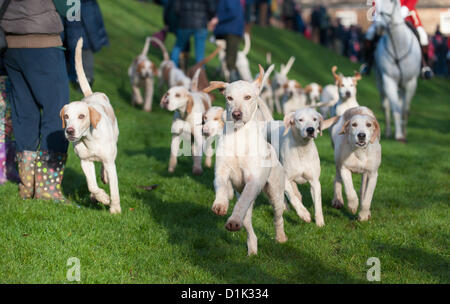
[357,133,366,140]
[306,127,315,134]
[232,110,242,121]
[345,91,351,98]
[66,127,75,136]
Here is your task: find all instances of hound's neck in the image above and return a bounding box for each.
[291,128,313,148]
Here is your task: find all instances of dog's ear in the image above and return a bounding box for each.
[160,92,168,107]
[319,85,323,93]
[283,112,295,136]
[317,113,324,136]
[151,62,158,76]
[186,94,194,114]
[59,106,66,129]
[370,119,380,143]
[88,106,102,129]
[203,81,228,94]
[282,83,289,89]
[304,85,312,93]
[332,66,342,86]
[253,64,265,90]
[353,71,362,84]
[295,81,302,89]
[339,119,350,135]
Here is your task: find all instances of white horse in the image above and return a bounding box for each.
[374,0,421,142]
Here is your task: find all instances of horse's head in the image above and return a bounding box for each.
[375,0,403,28]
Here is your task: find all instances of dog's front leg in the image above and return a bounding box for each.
[204,136,213,168]
[192,127,203,175]
[340,167,358,214]
[131,85,143,106]
[310,179,324,227]
[332,170,344,209]
[358,172,378,221]
[169,134,181,173]
[243,200,257,256]
[104,161,121,214]
[284,179,311,222]
[226,180,264,231]
[80,159,110,206]
[212,162,231,216]
[143,78,154,112]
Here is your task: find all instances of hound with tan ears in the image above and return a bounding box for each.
[304,83,323,106]
[331,106,381,221]
[202,106,225,167]
[203,65,287,256]
[160,70,212,175]
[277,108,326,226]
[282,79,307,115]
[312,66,362,118]
[151,37,191,89]
[128,37,158,112]
[60,38,121,214]
[272,56,295,113]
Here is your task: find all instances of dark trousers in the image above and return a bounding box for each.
[221,34,241,71]
[4,47,69,153]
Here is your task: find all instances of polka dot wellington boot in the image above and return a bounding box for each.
[16,150,37,199]
[34,151,69,203]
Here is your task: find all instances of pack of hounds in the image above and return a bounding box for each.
[62,35,382,256]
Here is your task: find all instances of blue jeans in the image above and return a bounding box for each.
[4,48,69,153]
[171,28,208,67]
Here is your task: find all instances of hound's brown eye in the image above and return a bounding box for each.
[244,95,251,100]
[313,118,317,121]
[64,114,69,119]
[298,119,303,122]
[366,123,372,128]
[175,93,180,98]
[227,96,233,101]
[78,114,85,119]
[352,123,358,127]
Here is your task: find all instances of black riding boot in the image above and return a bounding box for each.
[360,38,376,76]
[421,45,433,79]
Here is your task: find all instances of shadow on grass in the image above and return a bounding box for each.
[136,189,364,283]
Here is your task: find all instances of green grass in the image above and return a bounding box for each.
[0,0,449,283]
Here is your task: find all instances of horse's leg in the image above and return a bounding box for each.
[376,71,391,138]
[402,77,418,140]
[383,75,404,141]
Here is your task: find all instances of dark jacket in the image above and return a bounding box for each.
[214,0,244,37]
[62,0,109,52]
[163,0,178,33]
[1,0,63,48]
[174,0,216,30]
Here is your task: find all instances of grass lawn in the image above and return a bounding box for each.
[0,0,448,283]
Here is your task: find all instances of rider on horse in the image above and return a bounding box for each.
[360,0,433,79]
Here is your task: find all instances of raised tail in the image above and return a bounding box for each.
[281,56,295,76]
[150,36,169,61]
[75,38,93,97]
[190,68,202,92]
[242,32,251,56]
[141,36,151,57]
[189,46,221,72]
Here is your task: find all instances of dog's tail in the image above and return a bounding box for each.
[150,36,169,61]
[242,32,251,56]
[141,36,151,57]
[189,46,221,72]
[281,56,295,76]
[266,52,272,65]
[75,38,93,97]
[190,68,202,92]
[262,64,275,89]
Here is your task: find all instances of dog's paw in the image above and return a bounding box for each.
[297,208,311,223]
[225,218,241,231]
[332,198,344,209]
[247,248,258,256]
[205,157,212,168]
[212,201,228,216]
[358,210,371,221]
[348,199,359,214]
[315,214,325,227]
[276,233,288,243]
[192,167,203,176]
[109,205,122,214]
[168,166,175,173]
[92,189,110,206]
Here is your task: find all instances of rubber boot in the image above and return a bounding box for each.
[34,151,69,203]
[16,150,37,199]
[0,142,6,184]
[5,140,19,183]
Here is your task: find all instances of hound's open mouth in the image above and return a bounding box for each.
[356,141,366,147]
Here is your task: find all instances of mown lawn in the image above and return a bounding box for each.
[0,0,448,283]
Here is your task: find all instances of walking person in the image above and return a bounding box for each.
[1,0,70,202]
[209,0,245,82]
[170,0,216,68]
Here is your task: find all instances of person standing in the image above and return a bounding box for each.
[63,0,109,88]
[1,0,70,202]
[170,0,216,68]
[210,0,245,82]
